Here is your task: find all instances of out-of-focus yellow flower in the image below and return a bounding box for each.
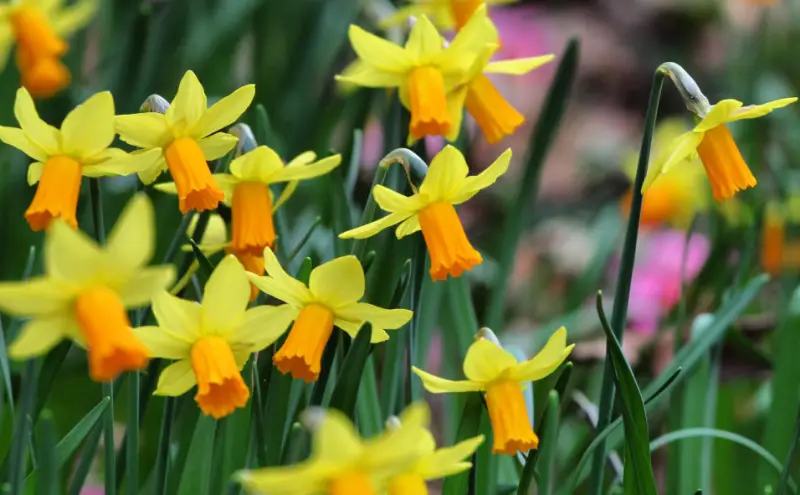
[340,145,510,281]
[336,7,494,142]
[115,70,255,213]
[134,255,287,419]
[413,327,573,455]
[761,201,785,275]
[0,88,160,231]
[0,194,174,381]
[642,97,797,201]
[248,249,413,382]
[235,404,430,495]
[0,0,98,98]
[382,0,518,32]
[384,403,484,495]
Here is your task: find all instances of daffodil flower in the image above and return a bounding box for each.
[115,70,255,213]
[412,327,573,455]
[336,7,493,142]
[0,88,160,231]
[340,145,510,281]
[134,255,289,419]
[0,0,98,98]
[248,249,413,382]
[0,194,174,382]
[382,0,518,32]
[235,404,429,495]
[761,201,785,275]
[384,402,484,495]
[642,97,797,201]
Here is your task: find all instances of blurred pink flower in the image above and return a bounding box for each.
[80,486,103,495]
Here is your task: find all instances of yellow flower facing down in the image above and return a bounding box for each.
[236,404,430,495]
[248,249,413,382]
[340,145,510,281]
[336,7,494,142]
[0,0,98,98]
[115,70,255,213]
[134,255,290,419]
[382,0,518,32]
[412,327,573,455]
[0,194,174,382]
[0,88,160,231]
[642,97,797,202]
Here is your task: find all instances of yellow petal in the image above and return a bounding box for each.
[248,248,313,307]
[412,367,485,393]
[405,15,443,60]
[105,193,154,273]
[154,182,178,196]
[418,435,484,480]
[0,279,72,316]
[726,97,798,123]
[462,338,517,383]
[46,220,102,285]
[641,131,703,194]
[192,84,255,138]
[202,255,250,334]
[132,326,192,359]
[348,24,415,74]
[228,304,299,351]
[419,145,469,201]
[484,55,555,75]
[338,211,413,239]
[398,401,431,428]
[61,91,115,158]
[335,67,405,89]
[373,185,423,214]
[396,215,421,239]
[0,27,14,73]
[82,148,163,178]
[334,302,412,342]
[28,162,43,185]
[211,173,239,204]
[445,86,468,142]
[52,0,98,35]
[117,266,175,307]
[314,410,364,461]
[694,99,743,133]
[14,87,61,154]
[152,290,202,341]
[271,154,342,182]
[154,360,198,396]
[309,255,365,307]
[115,112,171,149]
[272,181,298,211]
[9,316,69,360]
[506,326,574,382]
[452,148,512,204]
[197,132,238,160]
[137,156,168,185]
[441,5,496,76]
[285,151,316,168]
[235,463,325,495]
[230,146,284,182]
[0,125,48,162]
[166,70,207,132]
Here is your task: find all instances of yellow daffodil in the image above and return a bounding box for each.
[134,255,290,419]
[115,70,255,213]
[0,88,159,231]
[336,7,494,142]
[412,327,573,455]
[235,404,430,495]
[761,201,785,275]
[384,402,484,495]
[642,97,797,201]
[0,194,174,382]
[340,145,510,281]
[382,0,518,32]
[248,249,413,382]
[0,0,98,98]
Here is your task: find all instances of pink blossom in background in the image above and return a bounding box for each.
[491,6,554,83]
[80,486,103,495]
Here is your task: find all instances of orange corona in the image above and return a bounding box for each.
[465,74,524,144]
[696,125,757,201]
[484,380,539,455]
[164,137,225,213]
[273,304,335,382]
[25,155,83,231]
[418,202,482,280]
[191,336,250,418]
[408,67,451,139]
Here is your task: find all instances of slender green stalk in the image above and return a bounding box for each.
[587,69,666,493]
[127,372,140,494]
[89,178,106,244]
[779,405,800,495]
[154,397,176,495]
[67,426,103,495]
[9,361,37,494]
[36,411,57,495]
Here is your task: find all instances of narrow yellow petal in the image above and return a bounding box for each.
[132,326,192,359]
[52,0,98,35]
[334,302,413,343]
[152,290,202,342]
[227,304,299,351]
[338,211,412,239]
[418,435,485,480]
[271,154,341,182]
[115,112,171,149]
[348,24,415,73]
[484,55,555,75]
[314,410,364,461]
[192,84,256,138]
[45,220,102,285]
[396,215,421,239]
[335,67,405,89]
[726,97,798,123]
[412,366,485,393]
[0,125,48,162]
[506,326,574,382]
[248,248,313,307]
[693,99,743,133]
[82,148,163,178]
[462,338,517,383]
[61,91,115,158]
[202,255,250,334]
[197,132,238,160]
[272,181,298,211]
[419,145,469,201]
[398,401,431,428]
[14,87,61,154]
[9,316,69,360]
[137,156,168,185]
[154,360,197,396]
[405,15,443,60]
[452,148,512,204]
[446,86,467,142]
[104,194,153,274]
[641,131,703,193]
[373,185,421,213]
[116,266,175,307]
[28,161,43,185]
[309,255,365,308]
[0,279,72,316]
[166,70,207,132]
[229,146,283,182]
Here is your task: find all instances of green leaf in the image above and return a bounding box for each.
[538,391,561,494]
[779,406,800,495]
[177,415,217,495]
[9,361,38,494]
[286,217,322,264]
[34,411,56,495]
[442,393,485,495]
[216,359,253,493]
[188,237,216,282]
[329,324,372,420]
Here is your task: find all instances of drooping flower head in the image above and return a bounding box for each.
[0,0,98,98]
[0,194,174,381]
[0,88,160,231]
[382,0,518,32]
[235,404,431,495]
[248,249,413,382]
[135,255,289,419]
[340,145,510,281]
[412,327,573,455]
[115,70,255,213]
[337,7,495,142]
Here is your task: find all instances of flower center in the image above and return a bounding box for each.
[273,304,335,382]
[227,248,266,302]
[25,155,83,231]
[417,202,482,281]
[164,137,225,213]
[329,472,375,495]
[465,74,524,145]
[696,125,756,201]
[191,336,250,419]
[231,182,275,255]
[484,380,538,455]
[407,66,451,140]
[387,473,428,495]
[450,0,485,30]
[74,286,149,382]
[9,4,70,98]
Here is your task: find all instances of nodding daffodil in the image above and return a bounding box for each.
[0,0,98,98]
[248,249,413,382]
[0,194,175,382]
[115,70,255,213]
[336,7,494,142]
[384,403,484,495]
[160,145,341,256]
[642,97,797,202]
[134,255,289,419]
[0,88,160,231]
[340,145,511,281]
[412,327,573,455]
[235,404,430,495]
[382,0,518,32]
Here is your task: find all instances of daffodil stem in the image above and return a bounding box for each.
[587,69,665,494]
[126,372,140,494]
[102,381,116,495]
[89,178,105,245]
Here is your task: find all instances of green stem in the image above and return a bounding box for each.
[126,372,140,494]
[102,381,116,495]
[89,178,105,244]
[779,405,800,495]
[587,69,665,494]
